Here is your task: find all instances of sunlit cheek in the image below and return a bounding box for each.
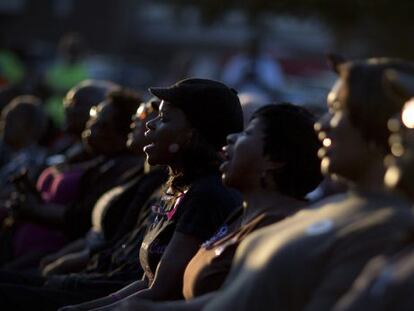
[318,131,327,141]
[89,106,98,118]
[391,143,405,157]
[321,157,330,175]
[322,138,332,148]
[384,165,401,189]
[329,113,341,129]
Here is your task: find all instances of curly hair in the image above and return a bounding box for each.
[106,88,143,137]
[167,129,222,193]
[251,103,323,199]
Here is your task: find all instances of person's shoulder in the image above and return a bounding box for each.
[185,173,241,208]
[189,174,234,197]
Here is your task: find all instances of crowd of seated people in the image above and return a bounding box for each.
[0,55,412,311]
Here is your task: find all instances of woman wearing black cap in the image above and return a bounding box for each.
[114,59,414,311]
[102,103,323,311]
[62,78,242,310]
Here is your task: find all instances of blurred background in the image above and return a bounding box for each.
[1,0,413,116]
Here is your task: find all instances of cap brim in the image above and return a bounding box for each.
[148,87,175,102]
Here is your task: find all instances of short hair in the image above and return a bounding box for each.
[2,95,47,141]
[65,79,119,109]
[105,88,142,136]
[251,103,323,199]
[336,58,414,151]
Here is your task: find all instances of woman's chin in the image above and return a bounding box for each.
[219,160,229,173]
[143,142,155,153]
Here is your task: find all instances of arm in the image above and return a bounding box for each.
[118,291,217,311]
[41,249,91,276]
[40,238,86,269]
[128,231,202,301]
[78,232,202,310]
[59,279,148,311]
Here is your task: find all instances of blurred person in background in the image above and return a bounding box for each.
[238,92,268,127]
[0,98,169,311]
[47,79,119,161]
[44,33,90,128]
[0,95,48,196]
[333,69,414,311]
[0,88,141,268]
[221,37,285,103]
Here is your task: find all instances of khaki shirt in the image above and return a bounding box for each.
[204,191,414,311]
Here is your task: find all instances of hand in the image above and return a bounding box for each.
[42,258,67,276]
[40,252,62,269]
[42,250,90,276]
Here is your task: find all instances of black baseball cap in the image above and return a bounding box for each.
[149,78,243,150]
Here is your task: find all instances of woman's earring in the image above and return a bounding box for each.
[168,143,180,153]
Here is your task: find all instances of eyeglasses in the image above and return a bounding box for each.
[133,101,159,122]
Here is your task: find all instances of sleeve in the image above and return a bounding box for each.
[175,185,236,241]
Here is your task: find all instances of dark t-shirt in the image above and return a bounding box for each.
[139,173,240,283]
[48,167,169,291]
[63,153,140,239]
[81,167,168,276]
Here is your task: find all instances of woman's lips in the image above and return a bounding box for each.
[220,147,232,173]
[143,130,155,152]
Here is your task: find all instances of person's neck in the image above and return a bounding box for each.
[242,189,304,225]
[350,156,387,193]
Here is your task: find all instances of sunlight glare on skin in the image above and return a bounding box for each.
[321,157,330,175]
[314,122,322,133]
[388,118,400,133]
[317,148,326,159]
[89,106,98,118]
[329,112,341,128]
[318,131,326,141]
[391,143,405,157]
[322,138,332,148]
[402,99,414,129]
[384,165,401,189]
